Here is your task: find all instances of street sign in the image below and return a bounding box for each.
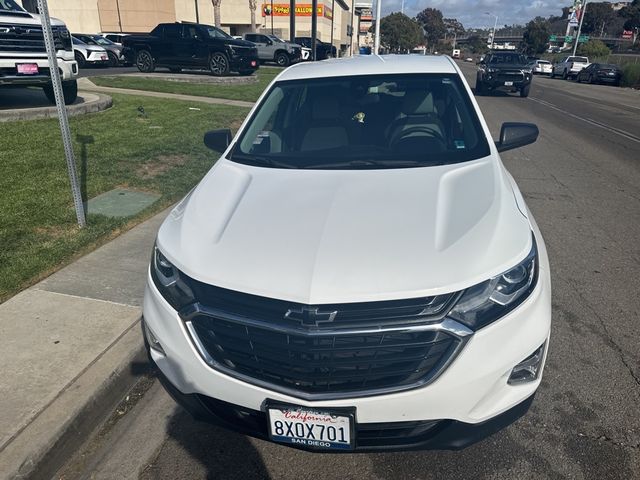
[578,35,589,43]
[622,30,633,39]
[549,35,557,41]
[565,35,574,43]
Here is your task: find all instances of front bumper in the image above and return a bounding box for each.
[0,53,78,85]
[229,53,259,72]
[143,249,551,447]
[482,74,531,89]
[85,51,109,65]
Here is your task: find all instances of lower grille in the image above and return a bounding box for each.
[496,72,524,83]
[186,312,463,399]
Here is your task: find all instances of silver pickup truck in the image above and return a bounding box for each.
[243,33,302,67]
[0,0,78,104]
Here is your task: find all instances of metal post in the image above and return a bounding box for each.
[374,0,381,54]
[271,0,274,34]
[36,0,86,228]
[195,0,199,23]
[330,0,334,56]
[572,0,588,56]
[290,0,295,43]
[349,0,355,56]
[485,12,498,50]
[311,0,317,60]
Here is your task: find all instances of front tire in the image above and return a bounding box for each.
[520,84,531,98]
[43,80,78,105]
[209,52,229,76]
[136,50,155,73]
[275,51,290,67]
[74,51,86,69]
[107,52,119,67]
[475,78,486,95]
[562,69,568,80]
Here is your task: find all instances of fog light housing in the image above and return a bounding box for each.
[143,321,166,356]
[508,342,546,385]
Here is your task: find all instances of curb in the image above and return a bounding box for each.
[0,92,113,123]
[0,318,147,480]
[116,72,259,84]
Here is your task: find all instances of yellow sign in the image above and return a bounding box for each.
[262,3,332,19]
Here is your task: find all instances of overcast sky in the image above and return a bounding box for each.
[378,0,566,28]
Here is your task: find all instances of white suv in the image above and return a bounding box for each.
[143,55,551,452]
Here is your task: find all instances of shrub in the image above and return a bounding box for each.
[577,39,611,58]
[621,63,640,88]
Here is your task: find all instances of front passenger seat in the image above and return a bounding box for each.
[300,96,349,152]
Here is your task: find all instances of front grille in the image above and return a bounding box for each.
[496,71,524,83]
[0,24,69,53]
[180,278,467,400]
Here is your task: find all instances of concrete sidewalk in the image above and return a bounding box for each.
[0,209,170,480]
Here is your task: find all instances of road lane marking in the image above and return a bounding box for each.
[529,96,640,144]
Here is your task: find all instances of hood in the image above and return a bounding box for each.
[0,11,65,27]
[227,38,256,48]
[158,157,532,305]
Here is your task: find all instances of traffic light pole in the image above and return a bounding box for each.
[37,0,86,228]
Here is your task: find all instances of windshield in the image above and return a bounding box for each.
[203,26,231,39]
[231,74,490,170]
[488,53,526,65]
[568,56,588,63]
[0,0,23,11]
[268,35,284,43]
[90,35,114,46]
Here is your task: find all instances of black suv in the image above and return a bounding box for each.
[476,52,532,97]
[122,23,259,76]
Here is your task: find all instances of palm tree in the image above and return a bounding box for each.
[212,0,222,28]
[249,0,257,32]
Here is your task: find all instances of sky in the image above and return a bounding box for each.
[378,0,568,29]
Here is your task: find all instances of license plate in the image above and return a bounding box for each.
[266,401,355,450]
[504,81,514,86]
[17,63,38,75]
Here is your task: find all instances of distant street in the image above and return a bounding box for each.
[56,61,640,480]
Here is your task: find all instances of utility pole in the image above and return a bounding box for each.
[311,0,317,60]
[195,0,199,23]
[349,0,355,56]
[36,0,86,228]
[572,0,587,56]
[485,12,498,49]
[374,0,381,54]
[271,0,274,34]
[116,0,123,32]
[290,0,295,43]
[330,0,335,55]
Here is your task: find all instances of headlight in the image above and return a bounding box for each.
[448,235,538,330]
[523,68,532,74]
[86,49,103,54]
[150,244,195,311]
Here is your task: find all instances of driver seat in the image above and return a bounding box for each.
[387,91,445,146]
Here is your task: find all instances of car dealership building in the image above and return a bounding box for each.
[16,0,374,54]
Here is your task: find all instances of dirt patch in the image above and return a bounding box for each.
[136,154,190,179]
[34,225,76,240]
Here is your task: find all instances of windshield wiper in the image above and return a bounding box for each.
[301,159,438,169]
[229,152,297,169]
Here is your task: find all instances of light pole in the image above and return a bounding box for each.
[485,12,498,50]
[374,0,381,54]
[572,0,588,56]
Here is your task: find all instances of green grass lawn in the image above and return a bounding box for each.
[91,67,283,103]
[0,93,249,302]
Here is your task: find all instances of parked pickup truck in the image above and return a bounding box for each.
[551,56,589,80]
[123,22,259,76]
[0,0,78,104]
[243,33,302,66]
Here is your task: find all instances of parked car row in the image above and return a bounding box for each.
[525,55,623,87]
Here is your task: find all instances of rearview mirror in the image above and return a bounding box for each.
[204,129,232,152]
[495,123,539,153]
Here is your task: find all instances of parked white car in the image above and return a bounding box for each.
[143,55,551,452]
[530,59,552,75]
[72,35,108,68]
[552,56,589,79]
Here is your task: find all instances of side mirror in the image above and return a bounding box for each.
[204,129,232,152]
[495,122,538,153]
[265,39,273,45]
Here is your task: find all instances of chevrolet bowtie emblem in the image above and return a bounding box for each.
[284,306,338,327]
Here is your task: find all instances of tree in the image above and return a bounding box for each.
[444,18,465,36]
[415,8,446,47]
[522,18,550,54]
[212,0,222,28]
[379,12,424,52]
[577,39,611,57]
[581,2,615,35]
[467,35,488,54]
[249,0,257,33]
[620,2,640,42]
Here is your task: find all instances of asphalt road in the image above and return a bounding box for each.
[56,63,640,480]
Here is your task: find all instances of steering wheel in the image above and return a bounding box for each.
[389,125,445,147]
